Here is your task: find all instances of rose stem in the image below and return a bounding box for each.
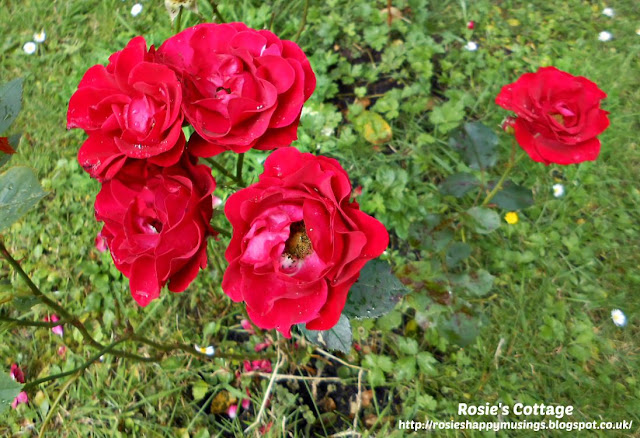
[235,153,245,186]
[209,1,225,23]
[174,7,183,34]
[204,157,243,185]
[481,138,517,206]
[293,0,310,42]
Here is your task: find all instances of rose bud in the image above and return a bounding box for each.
[157,22,316,156]
[495,66,609,165]
[222,148,388,337]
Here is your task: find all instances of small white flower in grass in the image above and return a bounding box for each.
[131,3,143,16]
[34,31,46,43]
[611,309,627,327]
[598,31,613,41]
[636,28,640,36]
[464,41,478,51]
[602,7,614,17]
[23,42,37,54]
[552,183,565,198]
[321,126,334,137]
[194,344,215,356]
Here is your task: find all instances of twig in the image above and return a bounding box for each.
[315,347,366,371]
[208,0,225,23]
[0,315,72,328]
[244,343,285,433]
[24,337,128,390]
[235,153,245,186]
[204,157,243,186]
[293,0,310,42]
[38,372,80,438]
[353,369,364,432]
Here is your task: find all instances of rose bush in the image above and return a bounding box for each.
[67,36,185,180]
[157,22,316,156]
[94,157,215,306]
[222,148,388,337]
[495,66,609,165]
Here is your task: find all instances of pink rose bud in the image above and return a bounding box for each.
[57,345,67,357]
[254,340,272,352]
[10,364,25,384]
[95,232,108,252]
[212,196,223,209]
[227,404,238,419]
[467,20,475,30]
[241,319,255,334]
[45,314,64,336]
[11,391,28,409]
[242,397,251,410]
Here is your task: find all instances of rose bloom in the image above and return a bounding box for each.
[222,148,388,337]
[67,36,185,180]
[95,157,215,306]
[495,66,609,165]
[157,22,315,156]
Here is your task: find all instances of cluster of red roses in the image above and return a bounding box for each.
[68,22,610,337]
[67,23,388,337]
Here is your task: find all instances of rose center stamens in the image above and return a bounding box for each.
[284,221,313,259]
[550,113,564,125]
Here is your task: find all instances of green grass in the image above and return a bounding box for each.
[1,0,639,436]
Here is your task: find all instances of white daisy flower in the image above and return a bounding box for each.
[23,42,37,55]
[463,41,478,51]
[194,344,215,356]
[131,3,143,16]
[34,31,46,43]
[598,31,612,41]
[552,184,565,198]
[602,8,614,17]
[611,309,627,327]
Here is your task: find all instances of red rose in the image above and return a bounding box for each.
[495,66,609,165]
[95,157,215,306]
[67,36,185,180]
[222,148,388,337]
[157,22,315,156]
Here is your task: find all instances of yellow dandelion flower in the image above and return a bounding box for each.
[504,212,519,224]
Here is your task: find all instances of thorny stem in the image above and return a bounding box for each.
[131,334,276,361]
[481,139,517,206]
[23,337,129,390]
[174,7,183,34]
[293,0,310,42]
[204,157,243,186]
[209,0,225,23]
[0,315,72,328]
[235,153,245,186]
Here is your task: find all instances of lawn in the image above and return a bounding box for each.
[1,0,639,436]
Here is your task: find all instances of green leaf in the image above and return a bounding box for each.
[0,370,23,415]
[0,78,24,134]
[439,172,479,198]
[416,352,438,376]
[450,269,495,297]
[449,122,499,170]
[0,134,21,169]
[299,314,352,353]
[467,206,500,234]
[441,313,482,347]
[491,181,534,210]
[343,259,409,319]
[192,380,209,402]
[445,242,472,268]
[0,166,47,231]
[395,356,416,381]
